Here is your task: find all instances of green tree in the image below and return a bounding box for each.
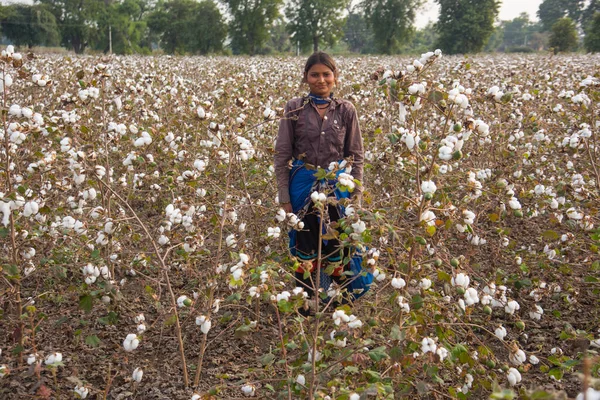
[403,21,438,54]
[493,12,544,52]
[148,0,226,54]
[434,0,500,54]
[90,0,151,54]
[223,0,282,55]
[549,17,579,53]
[582,0,600,33]
[263,17,291,54]
[343,9,374,53]
[537,0,585,31]
[39,0,104,54]
[584,12,600,52]
[0,4,60,48]
[286,0,348,53]
[362,0,420,54]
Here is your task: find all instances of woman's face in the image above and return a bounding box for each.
[305,63,335,98]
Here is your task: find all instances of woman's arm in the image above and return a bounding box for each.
[274,101,296,205]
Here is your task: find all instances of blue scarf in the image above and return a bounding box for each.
[308,93,333,105]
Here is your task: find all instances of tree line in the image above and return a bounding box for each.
[1,0,599,55]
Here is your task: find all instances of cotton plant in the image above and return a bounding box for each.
[229,253,249,287]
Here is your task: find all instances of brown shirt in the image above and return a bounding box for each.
[274,96,364,204]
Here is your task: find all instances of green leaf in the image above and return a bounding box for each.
[411,294,423,310]
[85,335,101,347]
[226,292,241,302]
[258,352,275,366]
[528,390,556,400]
[490,389,515,399]
[4,264,19,278]
[363,370,381,382]
[164,313,177,327]
[79,294,93,313]
[427,90,445,104]
[389,346,403,362]
[344,366,359,374]
[548,368,563,381]
[514,278,532,289]
[0,227,9,238]
[390,325,404,341]
[277,300,294,313]
[559,330,575,340]
[91,249,100,259]
[561,359,579,369]
[97,311,119,325]
[437,270,451,283]
[542,230,560,240]
[368,346,388,362]
[235,323,254,338]
[425,225,436,236]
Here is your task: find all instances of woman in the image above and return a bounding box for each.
[274,52,364,302]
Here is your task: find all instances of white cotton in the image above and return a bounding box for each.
[241,384,255,397]
[464,288,479,305]
[452,273,470,288]
[505,300,520,315]
[508,197,521,210]
[123,334,140,352]
[391,277,406,289]
[132,367,143,383]
[421,180,437,194]
[45,352,63,365]
[419,278,432,290]
[495,326,507,340]
[529,304,543,320]
[509,348,526,365]
[507,367,521,386]
[74,385,89,398]
[575,389,600,400]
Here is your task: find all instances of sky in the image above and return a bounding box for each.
[415,0,543,28]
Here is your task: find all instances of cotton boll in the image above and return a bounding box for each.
[132,367,143,383]
[241,384,255,397]
[505,300,520,315]
[45,352,63,365]
[507,367,521,386]
[419,278,432,290]
[452,273,470,288]
[495,326,507,340]
[464,287,479,305]
[509,348,526,365]
[123,334,140,351]
[391,277,406,289]
[74,385,89,398]
[421,180,436,194]
[529,304,543,320]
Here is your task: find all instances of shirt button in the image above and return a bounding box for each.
[321,131,325,135]
[324,116,328,120]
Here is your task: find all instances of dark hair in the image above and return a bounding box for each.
[302,51,339,84]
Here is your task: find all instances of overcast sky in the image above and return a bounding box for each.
[416,0,543,28]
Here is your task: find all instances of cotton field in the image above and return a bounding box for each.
[1,47,599,399]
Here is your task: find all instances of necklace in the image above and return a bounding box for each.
[316,103,330,109]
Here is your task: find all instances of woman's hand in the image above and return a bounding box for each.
[281,202,293,213]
